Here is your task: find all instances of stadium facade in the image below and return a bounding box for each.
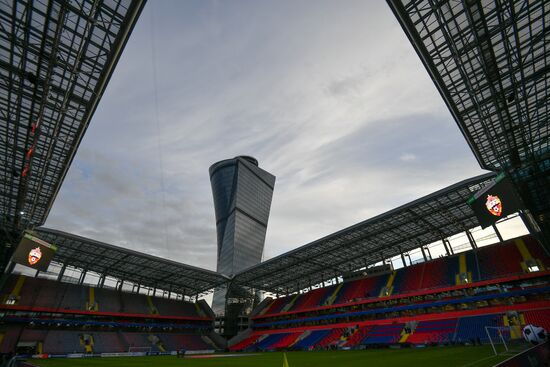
[209,156,276,314]
[1,0,550,359]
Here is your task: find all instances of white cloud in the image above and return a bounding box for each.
[45,0,485,272]
[399,153,417,162]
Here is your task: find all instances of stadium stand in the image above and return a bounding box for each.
[120,333,153,351]
[477,244,523,280]
[0,273,218,354]
[406,319,457,344]
[465,252,481,283]
[523,309,550,332]
[344,326,371,347]
[157,333,211,351]
[0,328,214,354]
[292,329,331,349]
[421,257,453,289]
[392,265,423,294]
[118,293,150,315]
[228,334,259,351]
[317,328,345,348]
[254,333,289,350]
[336,276,386,304]
[42,331,85,355]
[525,237,550,268]
[0,327,22,354]
[269,332,302,349]
[258,236,547,318]
[363,324,404,345]
[153,297,200,318]
[289,287,331,312]
[454,314,505,344]
[0,274,204,318]
[94,287,122,313]
[1,0,549,362]
[227,235,549,351]
[91,332,126,353]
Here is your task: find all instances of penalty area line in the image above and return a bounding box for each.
[459,354,501,367]
[459,346,524,367]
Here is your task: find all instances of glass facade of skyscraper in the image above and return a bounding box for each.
[209,156,275,314]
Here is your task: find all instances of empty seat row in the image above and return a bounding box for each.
[234,308,550,351]
[259,235,547,316]
[1,275,205,319]
[0,328,210,354]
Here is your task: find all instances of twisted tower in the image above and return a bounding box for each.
[209,156,275,314]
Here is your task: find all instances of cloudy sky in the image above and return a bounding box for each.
[45,0,490,272]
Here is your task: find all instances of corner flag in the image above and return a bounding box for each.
[283,352,290,367]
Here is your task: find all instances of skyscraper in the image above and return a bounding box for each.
[209,156,275,315]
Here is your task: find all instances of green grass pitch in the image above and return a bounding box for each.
[28,346,521,367]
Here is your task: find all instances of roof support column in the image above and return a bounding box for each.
[492,224,504,243]
[57,264,67,281]
[0,261,16,292]
[399,246,407,267]
[466,230,477,249]
[425,246,432,261]
[420,247,428,262]
[443,239,454,255]
[518,211,550,256]
[78,270,87,285]
[98,275,106,288]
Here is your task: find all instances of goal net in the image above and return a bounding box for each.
[485,326,512,355]
[128,346,152,355]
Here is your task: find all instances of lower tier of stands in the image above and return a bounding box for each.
[0,328,214,354]
[230,306,550,351]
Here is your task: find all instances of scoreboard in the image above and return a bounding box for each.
[11,233,57,271]
[468,173,524,229]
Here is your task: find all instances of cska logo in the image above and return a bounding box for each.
[28,247,42,266]
[485,195,502,217]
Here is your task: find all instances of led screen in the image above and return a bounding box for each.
[11,233,57,271]
[468,174,524,229]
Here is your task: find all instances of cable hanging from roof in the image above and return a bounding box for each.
[149,3,168,249]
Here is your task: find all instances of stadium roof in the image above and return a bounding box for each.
[232,172,496,295]
[387,0,550,220]
[0,0,146,232]
[34,227,229,297]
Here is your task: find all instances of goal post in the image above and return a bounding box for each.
[128,346,152,354]
[485,326,511,356]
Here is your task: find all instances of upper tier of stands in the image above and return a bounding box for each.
[0,275,210,320]
[257,236,548,318]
